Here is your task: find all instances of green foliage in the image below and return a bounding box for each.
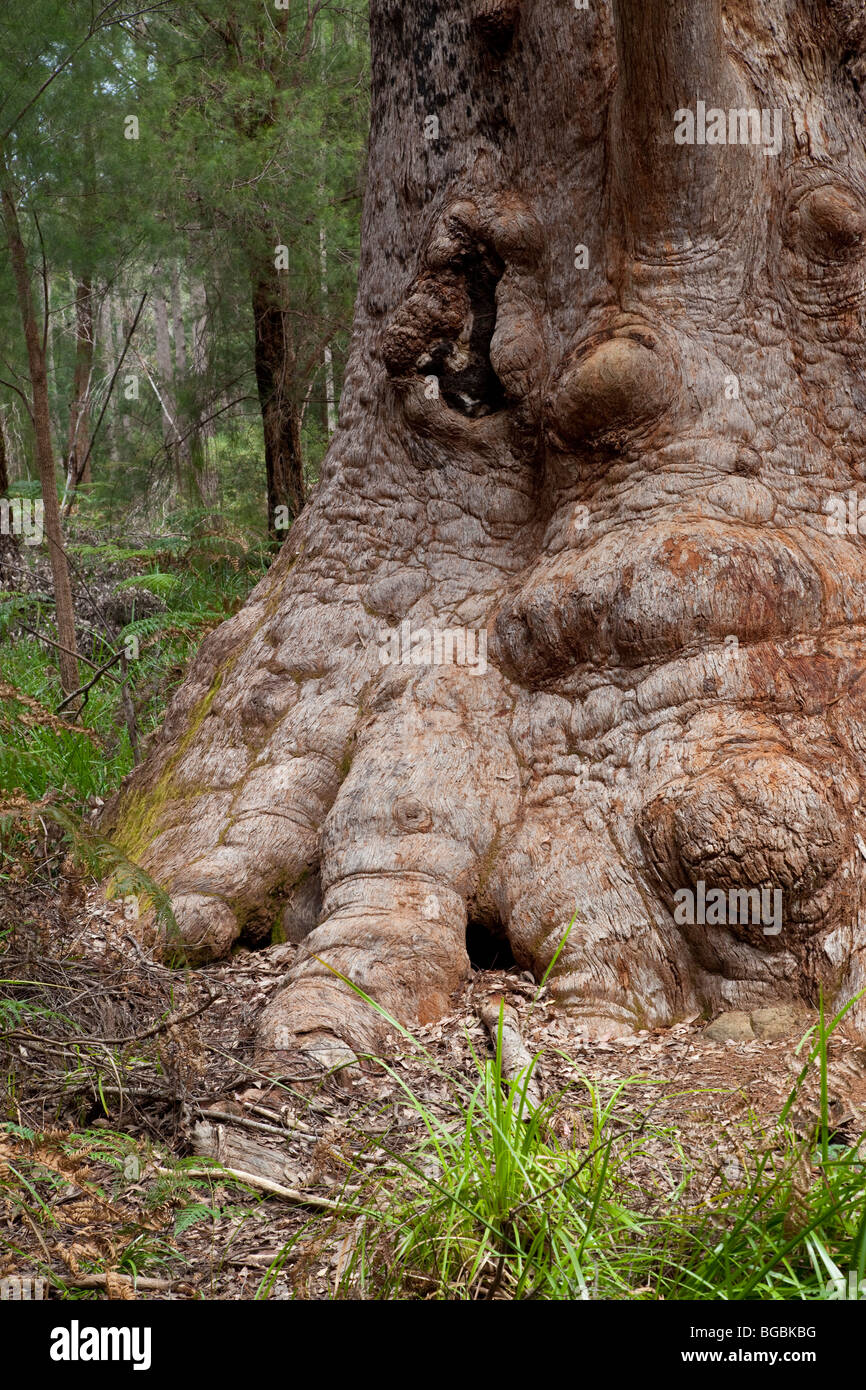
[309,982,866,1301]
[0,996,73,1036]
[0,527,267,810]
[173,1203,215,1237]
[0,638,129,800]
[0,2,368,517]
[115,572,180,596]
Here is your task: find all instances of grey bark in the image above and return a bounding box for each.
[153,287,181,486]
[0,408,17,578]
[189,278,218,507]
[319,224,337,438]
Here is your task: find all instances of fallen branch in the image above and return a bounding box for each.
[17,624,121,680]
[478,997,544,1113]
[56,648,124,712]
[62,1272,173,1293]
[199,1107,309,1138]
[245,1101,314,1136]
[200,1109,286,1136]
[155,1163,347,1212]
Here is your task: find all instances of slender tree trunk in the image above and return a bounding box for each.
[170,263,192,477]
[0,412,9,495]
[98,292,120,464]
[252,268,305,540]
[0,410,17,579]
[170,265,187,383]
[109,291,134,452]
[0,164,78,693]
[44,269,62,444]
[107,0,866,1063]
[319,224,337,439]
[189,279,218,508]
[65,277,95,490]
[153,288,181,490]
[191,5,300,531]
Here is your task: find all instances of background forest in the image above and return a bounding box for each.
[0,0,368,803]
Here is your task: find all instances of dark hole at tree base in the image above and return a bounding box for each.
[466,918,516,971]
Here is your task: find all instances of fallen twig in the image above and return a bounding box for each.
[17,624,121,680]
[93,991,220,1046]
[56,649,124,713]
[10,991,218,1049]
[244,1101,315,1136]
[155,1164,347,1212]
[62,1272,173,1293]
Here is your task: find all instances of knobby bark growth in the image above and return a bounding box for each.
[106,0,866,1065]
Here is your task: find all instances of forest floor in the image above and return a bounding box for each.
[3,871,866,1301]
[3,534,866,1301]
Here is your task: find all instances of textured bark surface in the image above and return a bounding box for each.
[105,0,866,1065]
[252,269,306,541]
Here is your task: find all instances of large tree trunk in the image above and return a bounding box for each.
[252,269,305,540]
[105,0,866,1066]
[0,165,79,694]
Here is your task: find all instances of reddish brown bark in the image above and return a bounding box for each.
[1,157,78,694]
[107,0,866,1065]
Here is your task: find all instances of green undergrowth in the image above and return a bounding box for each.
[317,991,866,1300]
[0,526,268,809]
[2,994,865,1300]
[0,1124,276,1299]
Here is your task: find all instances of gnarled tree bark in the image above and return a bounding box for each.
[104,0,866,1065]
